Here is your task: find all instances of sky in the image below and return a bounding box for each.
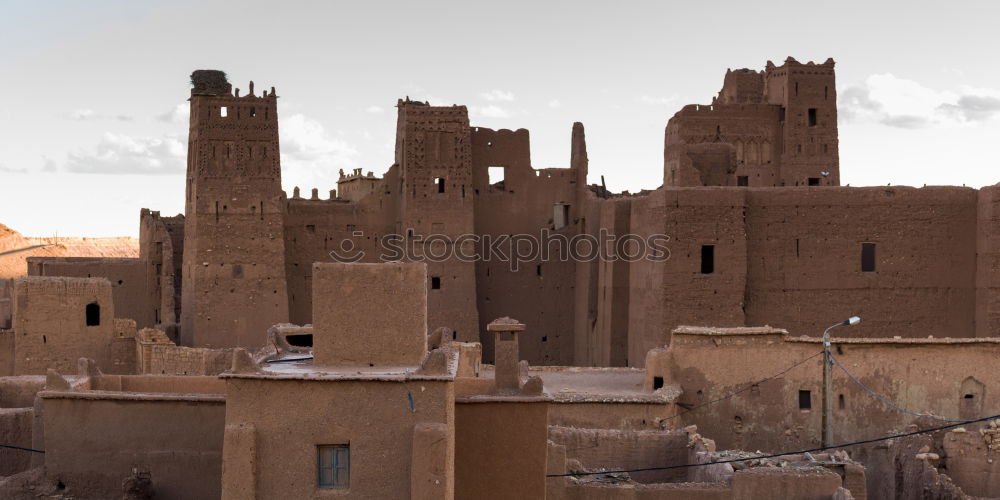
[2,0,1000,237]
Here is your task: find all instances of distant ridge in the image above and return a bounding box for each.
[0,223,138,279]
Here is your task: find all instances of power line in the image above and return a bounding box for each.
[547,413,1000,477]
[661,350,823,423]
[829,353,963,423]
[0,443,44,454]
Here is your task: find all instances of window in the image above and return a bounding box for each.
[553,204,571,230]
[861,243,876,272]
[838,394,846,410]
[779,107,786,122]
[808,108,818,127]
[700,245,714,274]
[305,224,316,235]
[808,177,820,186]
[220,106,228,118]
[799,390,812,410]
[431,277,441,290]
[737,176,749,187]
[434,177,445,193]
[286,334,313,347]
[318,445,349,488]
[85,303,100,326]
[653,376,664,390]
[488,166,505,186]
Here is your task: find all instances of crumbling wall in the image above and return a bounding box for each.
[10,277,125,375]
[471,126,586,365]
[548,426,691,484]
[941,425,1000,496]
[40,390,225,499]
[648,327,1000,454]
[0,407,33,476]
[26,257,150,327]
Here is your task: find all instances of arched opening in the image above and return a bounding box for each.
[960,376,985,420]
[85,303,100,326]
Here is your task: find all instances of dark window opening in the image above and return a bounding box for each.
[435,177,445,193]
[799,390,812,410]
[541,335,547,342]
[318,444,350,488]
[964,394,975,399]
[653,376,664,390]
[700,245,715,274]
[232,264,243,279]
[808,177,820,186]
[536,264,542,276]
[431,277,441,290]
[250,107,256,117]
[85,303,100,326]
[779,107,786,122]
[808,108,818,127]
[305,224,316,235]
[737,176,748,187]
[825,86,829,100]
[795,82,799,96]
[838,394,845,409]
[286,334,313,347]
[452,331,457,340]
[861,243,876,272]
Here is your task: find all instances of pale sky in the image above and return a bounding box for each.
[2,1,1000,236]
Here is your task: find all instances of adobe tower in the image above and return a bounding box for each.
[180,70,290,347]
[664,57,839,187]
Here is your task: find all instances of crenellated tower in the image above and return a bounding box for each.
[180,70,289,348]
[764,57,839,186]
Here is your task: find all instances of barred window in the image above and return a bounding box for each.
[318,444,350,488]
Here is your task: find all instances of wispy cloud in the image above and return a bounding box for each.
[481,89,515,102]
[548,99,561,109]
[0,163,27,174]
[470,105,511,119]
[840,74,1000,128]
[365,105,385,114]
[64,133,185,174]
[280,113,358,170]
[156,103,189,124]
[69,108,133,122]
[638,94,679,106]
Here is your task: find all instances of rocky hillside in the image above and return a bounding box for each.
[0,224,139,278]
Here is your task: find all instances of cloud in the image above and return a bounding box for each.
[279,114,359,170]
[64,133,186,174]
[638,94,679,105]
[470,105,511,119]
[69,108,134,122]
[548,99,561,108]
[481,89,515,102]
[365,105,385,114]
[938,95,1000,121]
[840,74,1000,128]
[156,103,189,124]
[0,163,27,174]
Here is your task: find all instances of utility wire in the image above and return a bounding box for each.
[547,413,1000,477]
[829,353,963,423]
[661,350,824,423]
[0,443,44,453]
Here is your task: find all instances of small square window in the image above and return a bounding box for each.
[808,177,820,186]
[431,277,441,290]
[737,176,748,187]
[799,390,812,410]
[318,445,349,489]
[653,376,664,390]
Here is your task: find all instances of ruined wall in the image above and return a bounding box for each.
[647,328,1000,453]
[620,185,981,367]
[26,257,150,326]
[9,277,125,375]
[471,125,586,365]
[548,426,691,484]
[181,71,289,348]
[664,58,838,188]
[41,390,225,499]
[594,198,632,367]
[139,210,184,335]
[222,378,455,500]
[745,186,977,337]
[455,401,548,500]
[0,407,33,476]
[627,188,748,366]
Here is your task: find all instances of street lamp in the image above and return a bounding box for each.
[823,316,861,448]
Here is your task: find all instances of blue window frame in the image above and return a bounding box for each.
[318,444,350,488]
